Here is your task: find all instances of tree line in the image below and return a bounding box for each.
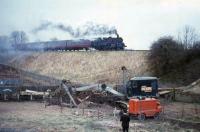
[149,26,200,85]
[0,31,29,51]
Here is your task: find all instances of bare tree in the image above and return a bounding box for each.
[0,35,10,51]
[177,25,198,48]
[10,31,29,45]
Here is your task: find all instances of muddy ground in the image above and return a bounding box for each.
[0,102,199,132]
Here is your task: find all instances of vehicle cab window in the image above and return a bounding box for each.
[131,81,137,89]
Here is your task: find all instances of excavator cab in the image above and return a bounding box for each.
[126,77,158,98]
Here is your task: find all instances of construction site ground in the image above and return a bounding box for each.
[0,101,199,132]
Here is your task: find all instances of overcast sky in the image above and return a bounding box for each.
[0,0,200,50]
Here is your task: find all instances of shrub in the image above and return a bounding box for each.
[149,36,200,85]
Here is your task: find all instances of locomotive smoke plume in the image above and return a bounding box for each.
[32,22,52,33]
[32,21,119,38]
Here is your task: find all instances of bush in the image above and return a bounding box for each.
[148,36,184,76]
[149,36,200,85]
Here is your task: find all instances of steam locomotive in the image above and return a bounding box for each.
[13,37,126,51]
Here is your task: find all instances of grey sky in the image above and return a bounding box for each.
[0,0,200,49]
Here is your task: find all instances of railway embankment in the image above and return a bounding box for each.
[5,51,150,84]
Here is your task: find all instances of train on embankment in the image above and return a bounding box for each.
[13,36,126,51]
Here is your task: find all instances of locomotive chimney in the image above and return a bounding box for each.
[116,33,119,38]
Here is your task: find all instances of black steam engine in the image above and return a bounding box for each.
[13,36,126,51]
[91,37,125,50]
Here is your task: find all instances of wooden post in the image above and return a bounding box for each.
[70,100,72,108]
[17,93,20,101]
[4,94,7,101]
[30,94,33,101]
[43,92,45,101]
[49,94,52,105]
[181,103,185,119]
[113,107,116,118]
[60,96,63,113]
[82,102,84,115]
[60,96,63,103]
[98,105,100,119]
[172,88,176,101]
[82,108,84,115]
[121,66,127,95]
